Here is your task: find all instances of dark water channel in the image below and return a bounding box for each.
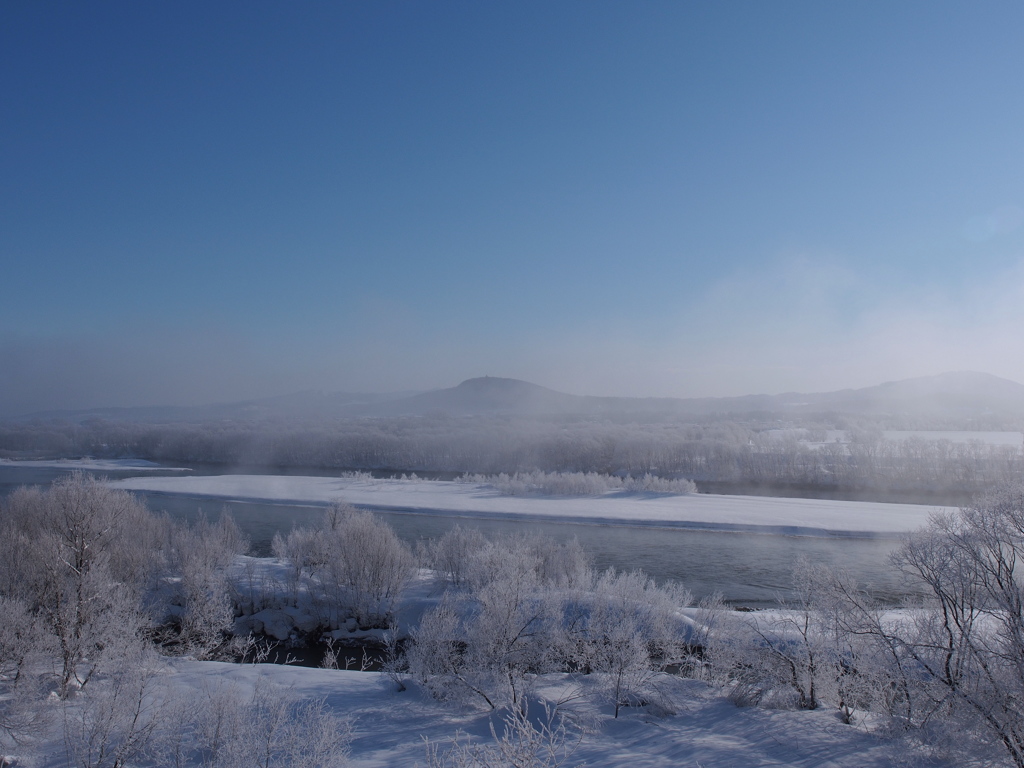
[0,463,928,607]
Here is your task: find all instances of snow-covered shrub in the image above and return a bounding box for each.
[0,596,51,756]
[274,503,414,629]
[426,524,488,587]
[339,470,374,481]
[683,591,727,681]
[61,647,168,768]
[465,537,542,593]
[407,596,479,704]
[321,504,414,627]
[167,513,249,658]
[463,534,593,594]
[381,618,407,691]
[705,559,879,716]
[423,701,584,768]
[0,474,158,697]
[491,471,613,496]
[410,535,566,709]
[468,569,561,707]
[622,473,697,494]
[187,678,353,768]
[699,557,920,733]
[530,536,593,590]
[410,569,559,709]
[476,470,696,497]
[557,569,692,717]
[236,555,276,615]
[272,525,331,605]
[411,532,691,716]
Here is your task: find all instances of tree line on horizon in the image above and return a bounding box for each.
[2,414,1023,495]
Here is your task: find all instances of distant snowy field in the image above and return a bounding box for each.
[109,474,952,536]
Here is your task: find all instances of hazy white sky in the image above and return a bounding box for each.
[2,2,1023,415]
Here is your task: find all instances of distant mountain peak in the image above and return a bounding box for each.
[455,376,556,393]
[9,371,1024,424]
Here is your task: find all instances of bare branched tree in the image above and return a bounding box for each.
[885,484,1024,767]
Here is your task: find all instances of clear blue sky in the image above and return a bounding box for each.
[2,1,1023,415]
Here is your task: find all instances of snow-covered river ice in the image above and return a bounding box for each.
[0,461,932,606]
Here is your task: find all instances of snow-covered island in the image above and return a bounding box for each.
[109,472,952,536]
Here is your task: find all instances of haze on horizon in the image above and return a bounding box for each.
[2,2,1024,418]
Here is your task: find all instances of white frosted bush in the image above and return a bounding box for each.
[477,470,695,497]
[188,678,353,768]
[428,524,488,587]
[168,513,248,658]
[61,646,168,768]
[424,702,583,768]
[274,503,413,629]
[411,530,692,717]
[622,473,697,494]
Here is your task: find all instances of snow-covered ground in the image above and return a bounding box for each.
[155,661,914,768]
[11,657,931,768]
[109,474,952,536]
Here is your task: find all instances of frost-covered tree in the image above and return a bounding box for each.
[273,503,413,629]
[426,525,487,587]
[407,595,493,707]
[166,513,248,658]
[409,554,558,709]
[884,485,1024,767]
[411,532,691,716]
[410,533,584,710]
[323,504,414,627]
[560,569,691,717]
[0,473,156,697]
[0,596,51,759]
[707,559,878,717]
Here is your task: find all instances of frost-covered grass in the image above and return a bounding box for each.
[110,473,952,535]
